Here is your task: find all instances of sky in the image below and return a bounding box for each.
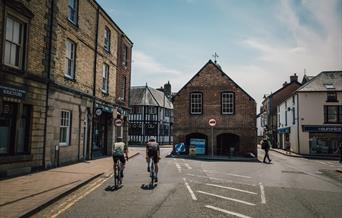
[97,0,342,110]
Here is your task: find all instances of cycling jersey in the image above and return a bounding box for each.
[146,141,160,163]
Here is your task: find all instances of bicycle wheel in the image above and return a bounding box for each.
[150,161,155,186]
[117,161,122,186]
[114,162,118,188]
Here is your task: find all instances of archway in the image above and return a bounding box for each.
[185,133,208,155]
[216,133,240,155]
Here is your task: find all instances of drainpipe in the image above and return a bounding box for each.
[43,0,55,168]
[90,7,99,159]
[78,104,81,160]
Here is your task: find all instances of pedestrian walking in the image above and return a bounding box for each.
[262,137,271,163]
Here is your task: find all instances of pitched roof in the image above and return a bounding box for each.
[130,86,173,109]
[297,71,342,92]
[174,60,255,101]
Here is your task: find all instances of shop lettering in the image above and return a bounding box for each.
[0,85,26,99]
[318,127,341,132]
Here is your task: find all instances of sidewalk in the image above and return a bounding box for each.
[0,151,139,218]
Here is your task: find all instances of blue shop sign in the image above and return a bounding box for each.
[96,103,113,113]
[278,127,290,134]
[190,138,206,155]
[0,84,26,99]
[302,125,342,133]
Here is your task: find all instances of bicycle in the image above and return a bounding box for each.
[113,159,123,189]
[149,157,156,186]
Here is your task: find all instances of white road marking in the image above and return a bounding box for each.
[204,170,252,179]
[259,182,266,204]
[184,163,192,170]
[183,178,197,200]
[51,175,110,218]
[205,183,257,195]
[197,190,256,206]
[205,205,252,218]
[187,173,256,186]
[175,163,182,173]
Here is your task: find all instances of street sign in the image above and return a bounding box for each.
[209,118,216,127]
[114,118,123,127]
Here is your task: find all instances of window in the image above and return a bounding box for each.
[221,92,234,114]
[120,76,126,100]
[102,64,109,93]
[67,0,78,24]
[327,92,337,102]
[190,92,202,115]
[4,16,25,69]
[60,111,71,145]
[165,109,171,117]
[122,44,128,66]
[64,39,76,79]
[104,27,111,52]
[292,95,295,105]
[324,105,342,123]
[148,106,157,114]
[292,108,295,125]
[132,106,142,114]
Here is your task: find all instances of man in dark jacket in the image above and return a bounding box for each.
[262,137,272,163]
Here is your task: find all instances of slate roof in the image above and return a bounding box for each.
[130,86,173,109]
[297,71,342,92]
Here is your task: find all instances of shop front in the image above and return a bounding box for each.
[277,127,290,150]
[303,125,342,155]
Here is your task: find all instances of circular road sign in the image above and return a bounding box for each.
[209,118,216,127]
[114,118,123,127]
[95,108,102,116]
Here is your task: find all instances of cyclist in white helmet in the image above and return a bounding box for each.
[146,136,160,182]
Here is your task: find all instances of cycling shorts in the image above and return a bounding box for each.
[112,154,126,164]
[147,150,159,163]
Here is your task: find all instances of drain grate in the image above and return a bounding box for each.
[281,170,306,174]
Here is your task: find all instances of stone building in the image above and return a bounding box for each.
[0,0,49,177]
[260,74,301,147]
[0,0,132,177]
[129,84,173,145]
[173,60,256,156]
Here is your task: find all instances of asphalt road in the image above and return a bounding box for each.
[36,147,342,218]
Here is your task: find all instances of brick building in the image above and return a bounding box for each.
[0,0,132,177]
[260,74,301,147]
[173,60,256,156]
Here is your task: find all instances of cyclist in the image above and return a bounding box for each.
[146,137,160,182]
[112,137,128,177]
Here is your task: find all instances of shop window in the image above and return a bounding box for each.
[0,102,31,155]
[67,0,78,24]
[65,39,76,79]
[190,92,202,115]
[102,63,109,94]
[129,123,142,135]
[60,110,71,146]
[4,16,26,69]
[221,92,234,115]
[327,92,337,102]
[324,105,341,123]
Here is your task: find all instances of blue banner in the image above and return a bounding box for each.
[190,138,206,155]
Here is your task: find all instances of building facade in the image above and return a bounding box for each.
[277,71,342,155]
[260,74,301,147]
[0,0,132,177]
[129,84,173,145]
[173,60,256,156]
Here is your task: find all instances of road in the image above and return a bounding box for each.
[35,147,342,218]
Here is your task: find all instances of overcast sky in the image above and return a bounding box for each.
[97,0,342,109]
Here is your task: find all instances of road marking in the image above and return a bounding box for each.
[205,183,257,195]
[204,170,252,179]
[197,190,256,206]
[187,173,256,186]
[205,205,252,218]
[318,161,334,167]
[259,182,266,204]
[175,163,182,173]
[184,163,192,170]
[51,175,110,218]
[183,178,197,200]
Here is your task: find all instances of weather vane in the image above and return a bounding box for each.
[212,52,219,63]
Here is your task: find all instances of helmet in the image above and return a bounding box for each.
[148,136,156,142]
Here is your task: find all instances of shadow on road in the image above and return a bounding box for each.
[140,184,157,190]
[104,185,123,192]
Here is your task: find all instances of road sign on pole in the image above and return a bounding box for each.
[114,118,123,127]
[208,119,216,157]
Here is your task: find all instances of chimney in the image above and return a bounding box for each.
[290,73,298,83]
[164,81,171,99]
[283,81,288,87]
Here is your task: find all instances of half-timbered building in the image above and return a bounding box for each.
[129,85,173,145]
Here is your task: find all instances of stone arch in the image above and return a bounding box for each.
[216,133,240,155]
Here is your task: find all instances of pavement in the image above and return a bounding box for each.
[0,150,140,218]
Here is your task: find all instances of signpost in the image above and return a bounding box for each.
[208,119,216,157]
